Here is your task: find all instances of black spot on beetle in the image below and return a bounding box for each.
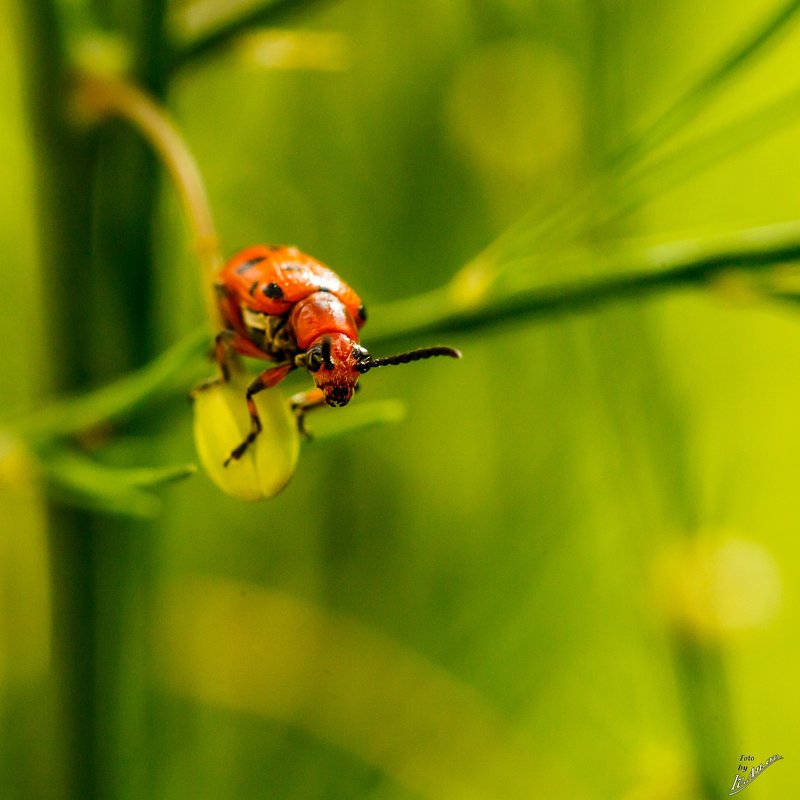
[263,282,284,300]
[235,256,266,275]
[358,304,368,321]
[248,281,258,296]
[318,286,332,293]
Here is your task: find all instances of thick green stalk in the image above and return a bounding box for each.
[18,1,171,797]
[86,5,173,798]
[17,1,101,797]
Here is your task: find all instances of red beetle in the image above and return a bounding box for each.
[208,244,461,464]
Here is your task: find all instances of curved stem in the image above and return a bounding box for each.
[73,73,223,330]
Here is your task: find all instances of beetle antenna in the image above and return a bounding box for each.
[356,345,461,373]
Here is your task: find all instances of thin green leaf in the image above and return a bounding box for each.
[768,291,800,306]
[309,400,408,443]
[42,450,160,517]
[40,447,197,518]
[14,327,208,441]
[169,0,330,71]
[616,85,800,227]
[614,0,800,169]
[482,81,800,286]
[459,2,800,286]
[114,462,198,487]
[532,84,800,254]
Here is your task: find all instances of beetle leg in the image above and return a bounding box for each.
[288,388,327,440]
[224,363,294,465]
[213,329,236,382]
[191,329,236,396]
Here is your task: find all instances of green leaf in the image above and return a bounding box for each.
[13,326,209,442]
[455,2,800,287]
[39,447,197,518]
[309,399,408,443]
[169,0,330,71]
[614,0,800,169]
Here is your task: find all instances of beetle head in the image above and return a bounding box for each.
[299,336,462,408]
[301,334,365,407]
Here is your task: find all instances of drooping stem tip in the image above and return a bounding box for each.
[71,72,223,330]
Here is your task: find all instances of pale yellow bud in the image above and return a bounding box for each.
[193,373,300,500]
[653,533,782,639]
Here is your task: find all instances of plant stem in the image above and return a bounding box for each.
[672,635,735,798]
[84,5,175,793]
[367,221,800,346]
[17,1,102,796]
[139,0,172,92]
[169,0,331,73]
[18,1,174,797]
[74,73,222,330]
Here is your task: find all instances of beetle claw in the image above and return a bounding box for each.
[190,376,223,398]
[223,430,259,466]
[294,410,314,442]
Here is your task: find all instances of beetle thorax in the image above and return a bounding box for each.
[289,291,359,351]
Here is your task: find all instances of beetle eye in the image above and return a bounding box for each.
[306,348,324,372]
[352,345,370,362]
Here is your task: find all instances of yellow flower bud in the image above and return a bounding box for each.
[653,533,782,640]
[193,373,300,500]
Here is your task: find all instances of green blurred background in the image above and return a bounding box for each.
[1,1,798,798]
